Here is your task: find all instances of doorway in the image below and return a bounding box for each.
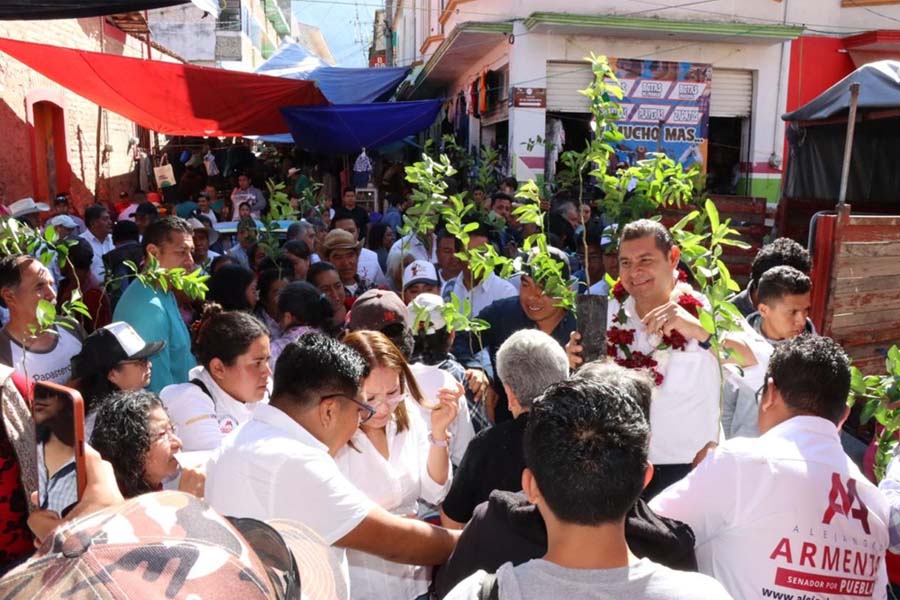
[31,100,69,201]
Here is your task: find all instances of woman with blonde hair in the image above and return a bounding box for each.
[337,330,460,600]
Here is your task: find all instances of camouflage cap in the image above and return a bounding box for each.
[0,491,277,600]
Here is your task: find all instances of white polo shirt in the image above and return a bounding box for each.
[205,403,374,596]
[650,416,890,600]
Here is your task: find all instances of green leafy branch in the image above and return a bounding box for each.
[847,346,900,481]
[513,180,577,312]
[126,254,209,300]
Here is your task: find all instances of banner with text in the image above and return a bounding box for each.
[609,58,711,172]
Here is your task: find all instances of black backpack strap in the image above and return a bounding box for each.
[479,573,500,600]
[190,378,214,408]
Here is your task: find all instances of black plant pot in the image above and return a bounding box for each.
[576,294,608,364]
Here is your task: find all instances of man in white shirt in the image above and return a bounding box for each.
[445,378,732,600]
[79,205,114,283]
[331,214,387,285]
[568,219,764,498]
[441,222,516,319]
[0,255,83,384]
[195,192,218,226]
[205,334,459,597]
[651,336,890,600]
[230,174,266,219]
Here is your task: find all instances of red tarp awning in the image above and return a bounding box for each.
[0,37,328,136]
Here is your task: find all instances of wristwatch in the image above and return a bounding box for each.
[698,334,713,350]
[429,432,452,448]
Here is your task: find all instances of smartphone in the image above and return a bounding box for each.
[32,381,87,515]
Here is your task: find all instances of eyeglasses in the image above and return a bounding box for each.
[151,424,178,444]
[755,380,774,405]
[320,393,376,425]
[362,391,408,411]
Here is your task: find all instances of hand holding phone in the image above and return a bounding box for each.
[32,381,86,516]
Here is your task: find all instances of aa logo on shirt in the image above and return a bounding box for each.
[219,416,236,435]
[821,473,870,534]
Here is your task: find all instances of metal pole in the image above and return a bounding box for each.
[385,0,393,66]
[837,82,861,207]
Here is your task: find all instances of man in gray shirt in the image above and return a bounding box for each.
[443,378,732,600]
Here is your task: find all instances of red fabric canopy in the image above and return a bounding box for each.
[0,37,328,136]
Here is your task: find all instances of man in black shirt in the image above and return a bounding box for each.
[452,247,576,424]
[440,329,569,529]
[336,187,368,241]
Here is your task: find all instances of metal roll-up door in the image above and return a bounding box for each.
[546,61,593,112]
[710,68,753,118]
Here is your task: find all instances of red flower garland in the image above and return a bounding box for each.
[606,280,704,386]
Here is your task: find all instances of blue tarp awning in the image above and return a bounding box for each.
[280,100,442,154]
[256,40,409,105]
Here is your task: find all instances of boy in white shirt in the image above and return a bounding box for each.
[651,336,890,600]
[444,377,732,600]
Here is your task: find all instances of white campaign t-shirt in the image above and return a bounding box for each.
[7,326,82,384]
[206,403,374,597]
[650,416,890,600]
[160,365,266,452]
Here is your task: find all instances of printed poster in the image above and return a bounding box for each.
[607,58,711,172]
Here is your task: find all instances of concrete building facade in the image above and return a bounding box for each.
[395,0,900,202]
[148,0,292,71]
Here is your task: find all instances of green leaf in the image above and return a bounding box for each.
[860,398,879,425]
[699,310,716,335]
[705,198,720,232]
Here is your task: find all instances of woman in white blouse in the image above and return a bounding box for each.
[337,330,459,600]
[160,304,271,451]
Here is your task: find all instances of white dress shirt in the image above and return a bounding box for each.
[651,416,889,600]
[358,247,387,286]
[609,290,722,465]
[442,272,517,320]
[160,365,266,452]
[206,403,374,598]
[78,229,114,282]
[335,397,451,600]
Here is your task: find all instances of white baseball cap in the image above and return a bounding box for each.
[402,260,439,291]
[47,215,78,230]
[407,293,447,335]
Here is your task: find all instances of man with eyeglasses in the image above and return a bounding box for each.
[205,334,459,598]
[650,336,889,600]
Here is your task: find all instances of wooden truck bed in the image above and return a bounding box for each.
[811,205,900,374]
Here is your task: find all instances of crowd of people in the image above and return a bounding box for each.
[0,167,897,600]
